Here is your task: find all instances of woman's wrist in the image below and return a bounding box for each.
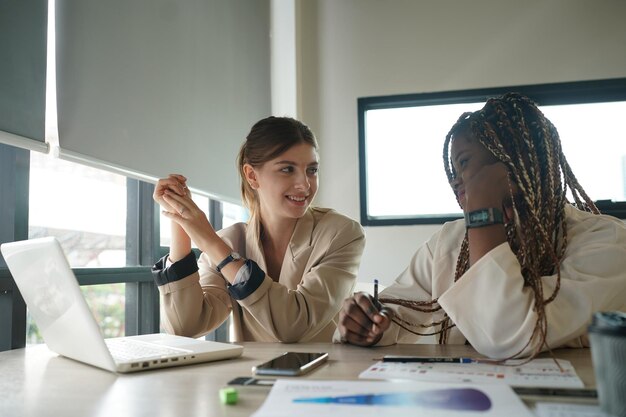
[195,227,222,257]
[169,222,192,262]
[467,224,507,266]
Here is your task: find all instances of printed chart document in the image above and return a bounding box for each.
[359,359,583,388]
[251,379,534,417]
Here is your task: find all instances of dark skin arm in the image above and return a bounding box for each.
[462,162,513,266]
[451,132,519,266]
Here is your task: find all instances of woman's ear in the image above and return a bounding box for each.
[243,164,259,189]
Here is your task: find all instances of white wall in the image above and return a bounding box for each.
[297,0,626,286]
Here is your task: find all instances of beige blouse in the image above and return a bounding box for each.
[157,207,365,342]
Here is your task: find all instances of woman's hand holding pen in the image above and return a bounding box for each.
[337,292,393,347]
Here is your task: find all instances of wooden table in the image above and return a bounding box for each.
[0,342,596,417]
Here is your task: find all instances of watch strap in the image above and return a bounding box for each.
[216,252,241,272]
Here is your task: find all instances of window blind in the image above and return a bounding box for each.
[55,0,270,202]
[0,0,48,153]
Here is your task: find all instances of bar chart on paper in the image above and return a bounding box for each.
[252,379,535,417]
[359,358,584,388]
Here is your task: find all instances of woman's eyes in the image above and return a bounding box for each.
[279,166,318,174]
[458,158,469,169]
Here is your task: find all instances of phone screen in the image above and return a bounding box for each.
[253,352,328,376]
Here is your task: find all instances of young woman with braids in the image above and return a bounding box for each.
[336,93,626,359]
[152,116,365,342]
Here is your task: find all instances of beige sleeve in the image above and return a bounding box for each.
[157,256,233,338]
[237,220,365,342]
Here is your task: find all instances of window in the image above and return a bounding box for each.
[1,143,242,350]
[222,201,249,229]
[29,152,127,267]
[1,0,253,350]
[26,152,128,344]
[359,79,626,226]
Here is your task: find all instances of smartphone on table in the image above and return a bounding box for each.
[252,352,329,376]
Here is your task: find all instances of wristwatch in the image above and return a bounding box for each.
[464,208,504,228]
[216,252,242,272]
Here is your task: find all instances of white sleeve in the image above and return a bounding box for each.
[438,216,626,359]
[374,232,439,346]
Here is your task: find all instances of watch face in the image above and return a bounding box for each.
[466,208,503,228]
[470,211,490,222]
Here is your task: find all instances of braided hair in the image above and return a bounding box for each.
[380,93,598,359]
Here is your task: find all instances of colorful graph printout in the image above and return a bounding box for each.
[251,379,535,417]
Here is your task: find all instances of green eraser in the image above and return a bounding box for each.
[219,387,238,405]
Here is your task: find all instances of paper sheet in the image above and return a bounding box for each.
[252,379,535,417]
[359,358,584,388]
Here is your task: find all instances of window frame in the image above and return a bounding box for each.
[0,144,231,350]
[0,143,29,350]
[358,78,626,226]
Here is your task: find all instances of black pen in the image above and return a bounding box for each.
[373,279,379,305]
[512,387,597,398]
[382,355,475,363]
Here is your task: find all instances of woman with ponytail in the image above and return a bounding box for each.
[153,116,365,342]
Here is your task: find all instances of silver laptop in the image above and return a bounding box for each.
[1,237,243,373]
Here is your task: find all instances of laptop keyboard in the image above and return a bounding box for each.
[105,338,188,362]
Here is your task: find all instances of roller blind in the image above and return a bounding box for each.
[55,0,271,202]
[0,0,48,152]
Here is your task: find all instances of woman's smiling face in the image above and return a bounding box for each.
[246,142,319,221]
